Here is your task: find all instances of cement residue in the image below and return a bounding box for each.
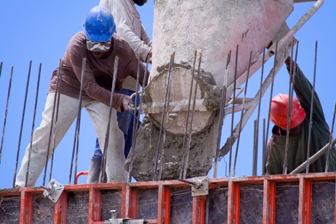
[142,64,222,135]
[0,187,20,193]
[125,112,220,181]
[143,64,221,111]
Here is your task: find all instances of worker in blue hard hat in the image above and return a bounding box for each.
[87,0,152,183]
[15,6,149,187]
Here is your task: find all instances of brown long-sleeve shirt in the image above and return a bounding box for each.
[48,31,148,111]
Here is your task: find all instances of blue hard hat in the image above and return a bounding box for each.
[83,6,116,42]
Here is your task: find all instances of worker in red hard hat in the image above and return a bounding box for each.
[265,56,336,174]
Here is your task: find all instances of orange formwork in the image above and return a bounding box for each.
[0,172,336,224]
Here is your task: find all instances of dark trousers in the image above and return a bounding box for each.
[93,89,141,159]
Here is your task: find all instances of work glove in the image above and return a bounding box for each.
[121,94,134,112]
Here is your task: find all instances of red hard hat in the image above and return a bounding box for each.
[270,94,306,129]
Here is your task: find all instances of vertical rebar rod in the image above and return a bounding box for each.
[325,101,336,172]
[13,61,32,187]
[262,118,266,175]
[25,63,42,187]
[0,62,2,79]
[69,58,86,184]
[128,59,149,182]
[44,60,62,186]
[264,42,279,175]
[154,53,174,181]
[283,39,298,174]
[99,56,119,183]
[130,56,140,146]
[180,50,197,179]
[252,119,258,176]
[128,56,141,183]
[183,53,202,179]
[233,51,252,177]
[49,62,63,182]
[228,45,239,177]
[212,51,231,178]
[0,65,13,164]
[252,48,266,176]
[305,41,317,173]
[158,53,175,180]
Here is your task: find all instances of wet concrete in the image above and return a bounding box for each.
[125,111,220,181]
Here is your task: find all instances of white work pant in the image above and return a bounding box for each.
[15,93,126,187]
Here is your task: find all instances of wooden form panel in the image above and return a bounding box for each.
[0,172,335,224]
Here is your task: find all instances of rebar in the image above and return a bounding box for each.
[44,60,62,186]
[252,48,266,176]
[99,56,119,183]
[305,41,317,173]
[283,39,298,174]
[25,63,42,187]
[0,62,2,79]
[233,51,252,177]
[128,58,149,182]
[219,45,291,159]
[212,51,231,178]
[183,53,202,179]
[157,53,175,180]
[180,50,197,179]
[153,53,174,181]
[0,65,13,164]
[128,56,141,183]
[262,118,266,175]
[13,61,32,187]
[252,119,258,176]
[264,42,279,175]
[69,58,86,184]
[325,101,336,172]
[49,61,63,183]
[228,45,239,177]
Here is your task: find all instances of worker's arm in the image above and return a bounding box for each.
[285,57,326,123]
[141,24,152,47]
[100,0,152,62]
[67,37,132,112]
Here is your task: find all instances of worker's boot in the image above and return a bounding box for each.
[87,158,102,184]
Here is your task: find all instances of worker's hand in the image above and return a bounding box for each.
[121,95,134,111]
[146,50,152,64]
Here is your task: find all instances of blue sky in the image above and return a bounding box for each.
[0,1,335,188]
